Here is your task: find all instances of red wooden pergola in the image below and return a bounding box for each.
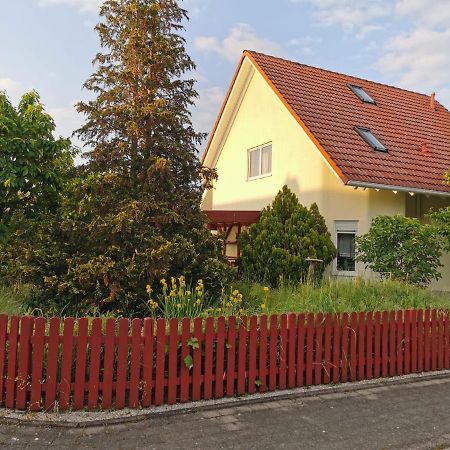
[203,210,261,264]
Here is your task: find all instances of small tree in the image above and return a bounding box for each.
[238,185,336,287]
[356,215,443,287]
[0,91,73,238]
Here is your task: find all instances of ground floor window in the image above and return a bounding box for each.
[335,221,358,275]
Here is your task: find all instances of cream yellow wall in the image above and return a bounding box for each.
[204,59,450,291]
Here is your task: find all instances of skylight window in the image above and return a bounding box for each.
[355,127,388,152]
[348,84,375,104]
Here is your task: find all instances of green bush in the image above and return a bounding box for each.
[238,185,336,287]
[356,215,443,287]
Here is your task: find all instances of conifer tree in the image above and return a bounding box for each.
[239,186,336,286]
[5,0,230,314]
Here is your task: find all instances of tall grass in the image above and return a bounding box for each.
[0,284,33,316]
[237,278,450,315]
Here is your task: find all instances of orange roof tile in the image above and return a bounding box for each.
[246,51,450,195]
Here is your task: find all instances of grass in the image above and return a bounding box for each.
[0,284,32,316]
[236,278,450,315]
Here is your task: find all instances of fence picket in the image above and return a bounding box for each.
[389,311,396,377]
[445,311,450,369]
[16,316,33,410]
[102,318,116,409]
[237,317,247,395]
[314,313,324,385]
[373,312,381,378]
[203,317,214,400]
[417,310,424,372]
[366,312,373,380]
[74,318,88,410]
[215,317,226,398]
[341,313,349,383]
[259,315,268,392]
[5,316,19,408]
[226,316,237,396]
[279,314,288,389]
[141,318,154,407]
[424,310,431,372]
[116,318,130,409]
[45,317,60,411]
[30,317,45,411]
[349,312,357,382]
[323,313,332,385]
[192,317,203,401]
[431,310,437,371]
[404,310,411,375]
[59,317,75,410]
[269,315,278,391]
[396,311,404,376]
[332,313,340,384]
[358,312,365,381]
[288,314,297,389]
[381,311,389,378]
[180,318,191,402]
[305,313,314,386]
[154,318,167,406]
[0,315,7,406]
[129,319,142,408]
[411,310,418,373]
[87,318,102,409]
[248,316,258,394]
[297,314,306,387]
[438,311,444,370]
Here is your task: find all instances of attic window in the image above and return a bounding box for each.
[348,84,375,104]
[355,127,388,153]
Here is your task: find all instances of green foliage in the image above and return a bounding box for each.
[430,207,450,252]
[238,185,336,287]
[356,215,443,287]
[0,91,73,238]
[0,0,232,316]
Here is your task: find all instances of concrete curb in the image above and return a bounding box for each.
[1,370,450,429]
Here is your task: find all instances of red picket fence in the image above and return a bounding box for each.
[0,309,449,411]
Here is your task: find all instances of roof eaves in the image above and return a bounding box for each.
[347,180,450,197]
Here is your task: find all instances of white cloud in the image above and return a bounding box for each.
[378,28,450,92]
[38,0,101,13]
[0,78,21,94]
[290,0,390,34]
[289,36,318,56]
[395,0,450,27]
[192,86,224,135]
[194,23,283,63]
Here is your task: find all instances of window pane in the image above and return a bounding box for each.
[337,233,356,272]
[249,149,260,178]
[358,128,387,152]
[261,145,272,174]
[349,84,375,104]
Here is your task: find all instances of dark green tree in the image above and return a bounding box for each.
[0,91,73,238]
[6,0,230,315]
[238,185,336,287]
[356,215,443,287]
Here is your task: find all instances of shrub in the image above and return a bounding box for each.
[430,207,450,252]
[238,185,336,287]
[356,215,443,287]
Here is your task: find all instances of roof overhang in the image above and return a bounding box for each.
[204,210,261,226]
[347,180,450,197]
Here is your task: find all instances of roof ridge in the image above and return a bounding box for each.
[245,50,446,105]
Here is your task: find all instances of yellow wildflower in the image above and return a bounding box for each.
[170,290,176,298]
[263,286,270,293]
[186,291,191,296]
[232,289,239,296]
[261,303,266,311]
[196,299,201,305]
[146,285,153,295]
[177,303,181,308]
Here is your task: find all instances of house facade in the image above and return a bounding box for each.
[201,51,450,291]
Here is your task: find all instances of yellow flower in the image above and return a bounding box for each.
[239,309,244,315]
[146,284,153,294]
[186,291,191,296]
[261,303,266,310]
[196,299,201,305]
[232,289,239,296]
[177,303,181,308]
[217,308,222,313]
[263,286,270,293]
[170,290,176,298]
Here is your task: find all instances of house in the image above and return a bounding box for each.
[201,51,450,291]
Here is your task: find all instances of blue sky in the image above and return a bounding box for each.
[2,0,450,153]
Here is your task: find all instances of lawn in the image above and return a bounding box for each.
[237,279,450,316]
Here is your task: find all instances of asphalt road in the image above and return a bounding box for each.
[1,377,450,449]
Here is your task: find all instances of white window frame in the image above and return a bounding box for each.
[334,220,358,277]
[247,143,272,181]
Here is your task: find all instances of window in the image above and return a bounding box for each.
[248,144,272,179]
[355,127,388,153]
[348,84,375,104]
[335,221,358,274]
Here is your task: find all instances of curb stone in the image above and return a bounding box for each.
[1,369,449,429]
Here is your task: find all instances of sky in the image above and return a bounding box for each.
[2,0,450,155]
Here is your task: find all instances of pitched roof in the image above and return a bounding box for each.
[243,51,450,195]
